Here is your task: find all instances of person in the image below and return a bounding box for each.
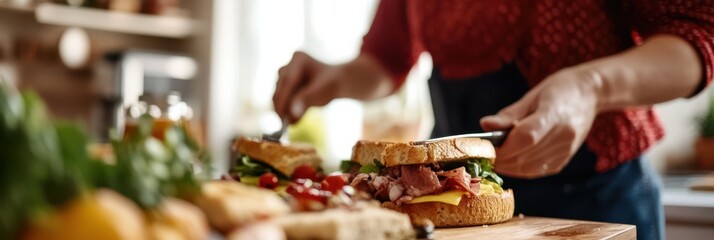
[271,1,714,240]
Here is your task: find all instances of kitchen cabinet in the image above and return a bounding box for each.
[662,175,714,240]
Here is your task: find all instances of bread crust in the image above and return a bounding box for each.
[382,138,496,167]
[382,190,514,227]
[351,140,394,166]
[233,137,321,176]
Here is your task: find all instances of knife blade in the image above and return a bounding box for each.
[411,130,509,147]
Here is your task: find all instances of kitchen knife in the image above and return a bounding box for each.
[411,130,510,147]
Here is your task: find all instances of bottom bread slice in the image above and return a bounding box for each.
[382,190,514,227]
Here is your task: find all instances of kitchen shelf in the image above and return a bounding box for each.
[0,2,34,13]
[35,3,195,39]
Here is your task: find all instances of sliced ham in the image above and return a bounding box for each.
[388,181,405,201]
[371,176,392,191]
[354,164,484,204]
[350,173,371,192]
[371,176,394,201]
[470,178,481,193]
[401,165,442,197]
[347,163,362,179]
[439,167,478,195]
[351,173,370,185]
[384,166,401,178]
[395,195,414,205]
[440,167,471,187]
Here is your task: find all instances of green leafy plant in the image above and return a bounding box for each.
[0,82,93,239]
[95,114,211,209]
[0,79,210,238]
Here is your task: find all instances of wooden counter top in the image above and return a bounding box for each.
[434,216,636,240]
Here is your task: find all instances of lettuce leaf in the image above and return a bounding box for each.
[232,155,271,177]
[358,159,383,174]
[339,160,355,172]
[359,164,380,173]
[465,158,503,186]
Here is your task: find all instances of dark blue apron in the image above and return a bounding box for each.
[428,63,665,240]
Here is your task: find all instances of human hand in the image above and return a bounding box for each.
[480,68,603,179]
[273,52,342,123]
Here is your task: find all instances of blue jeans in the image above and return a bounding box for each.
[428,64,664,240]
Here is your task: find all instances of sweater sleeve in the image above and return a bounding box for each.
[361,0,424,90]
[624,0,714,95]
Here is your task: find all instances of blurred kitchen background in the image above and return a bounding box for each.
[0,0,712,238]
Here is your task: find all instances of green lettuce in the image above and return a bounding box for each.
[232,155,271,177]
[464,158,503,186]
[358,159,384,174]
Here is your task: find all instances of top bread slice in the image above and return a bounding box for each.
[233,137,322,176]
[352,138,495,167]
[351,140,395,167]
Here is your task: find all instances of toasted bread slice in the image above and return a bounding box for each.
[350,140,394,167]
[351,138,495,167]
[193,181,291,233]
[272,204,415,240]
[382,189,514,227]
[383,138,495,167]
[234,137,322,177]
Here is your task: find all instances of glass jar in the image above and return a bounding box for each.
[122,92,194,141]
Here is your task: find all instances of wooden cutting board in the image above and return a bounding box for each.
[434,216,635,240]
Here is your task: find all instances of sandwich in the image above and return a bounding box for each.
[230,137,323,189]
[225,138,418,239]
[343,138,514,227]
[198,179,417,240]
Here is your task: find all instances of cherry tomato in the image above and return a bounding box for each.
[286,183,330,204]
[315,172,326,182]
[291,165,318,182]
[321,174,348,193]
[258,172,279,189]
[294,178,314,188]
[286,182,305,196]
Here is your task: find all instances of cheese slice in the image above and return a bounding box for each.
[237,176,290,196]
[240,176,260,185]
[478,183,495,196]
[405,183,502,206]
[406,190,468,206]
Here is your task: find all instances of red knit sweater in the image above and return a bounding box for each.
[361,0,714,172]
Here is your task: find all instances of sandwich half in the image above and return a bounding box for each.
[231,137,322,186]
[344,138,514,227]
